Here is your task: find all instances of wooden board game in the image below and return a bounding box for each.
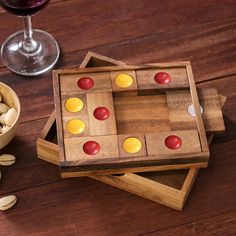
[37,52,226,210]
[53,59,211,174]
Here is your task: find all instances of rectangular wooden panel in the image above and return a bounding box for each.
[166,88,225,132]
[145,130,201,155]
[136,68,189,90]
[114,94,170,134]
[87,92,117,136]
[64,135,119,163]
[60,72,112,95]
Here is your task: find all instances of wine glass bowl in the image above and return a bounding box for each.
[0,0,60,76]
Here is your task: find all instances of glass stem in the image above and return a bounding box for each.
[21,16,39,53]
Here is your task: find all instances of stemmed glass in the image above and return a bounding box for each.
[0,0,60,76]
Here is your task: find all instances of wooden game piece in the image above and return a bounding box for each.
[145,130,201,156]
[118,134,147,158]
[61,94,87,117]
[114,94,170,134]
[87,92,117,136]
[136,67,189,91]
[59,72,112,95]
[166,88,225,133]
[62,115,90,138]
[66,119,86,135]
[65,97,84,113]
[63,135,119,164]
[110,70,138,92]
[165,135,182,149]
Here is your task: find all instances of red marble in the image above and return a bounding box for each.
[93,107,110,121]
[154,72,171,85]
[77,77,94,90]
[165,135,182,149]
[83,141,100,155]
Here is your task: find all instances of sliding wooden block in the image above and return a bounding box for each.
[61,94,90,138]
[61,94,87,117]
[118,134,147,158]
[60,72,112,95]
[63,135,119,164]
[166,88,225,132]
[136,67,189,91]
[114,94,170,134]
[62,115,90,138]
[145,130,201,156]
[87,92,117,136]
[110,70,138,92]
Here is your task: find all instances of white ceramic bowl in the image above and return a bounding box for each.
[0,82,21,149]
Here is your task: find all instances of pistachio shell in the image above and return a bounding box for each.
[0,93,2,102]
[0,154,16,166]
[0,113,6,124]
[0,195,17,211]
[5,108,17,126]
[0,103,9,114]
[0,125,11,134]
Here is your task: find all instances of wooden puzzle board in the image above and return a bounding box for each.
[37,52,225,210]
[53,63,210,173]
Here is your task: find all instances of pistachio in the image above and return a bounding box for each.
[0,103,9,114]
[0,125,11,134]
[0,195,17,211]
[0,154,16,166]
[0,93,2,102]
[5,108,17,126]
[0,113,6,124]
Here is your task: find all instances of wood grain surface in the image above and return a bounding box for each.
[0,0,236,235]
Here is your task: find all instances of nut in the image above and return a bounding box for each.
[0,154,16,166]
[0,125,11,134]
[0,113,5,124]
[5,108,17,126]
[0,92,2,102]
[0,103,9,114]
[0,195,17,211]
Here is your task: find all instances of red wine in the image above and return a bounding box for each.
[0,0,50,16]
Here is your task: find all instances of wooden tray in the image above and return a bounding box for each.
[37,52,226,210]
[53,57,214,175]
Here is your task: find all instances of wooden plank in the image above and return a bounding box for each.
[142,211,236,236]
[87,92,117,136]
[166,88,225,132]
[60,72,112,95]
[136,67,189,90]
[145,130,201,156]
[63,135,119,163]
[114,94,170,134]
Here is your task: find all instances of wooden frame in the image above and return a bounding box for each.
[53,60,210,174]
[37,52,226,210]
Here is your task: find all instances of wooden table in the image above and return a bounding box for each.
[0,1,236,235]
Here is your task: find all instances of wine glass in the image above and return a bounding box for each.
[0,0,60,76]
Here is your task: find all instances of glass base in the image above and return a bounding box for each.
[1,29,60,76]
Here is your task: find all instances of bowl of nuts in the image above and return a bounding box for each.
[0,82,20,149]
